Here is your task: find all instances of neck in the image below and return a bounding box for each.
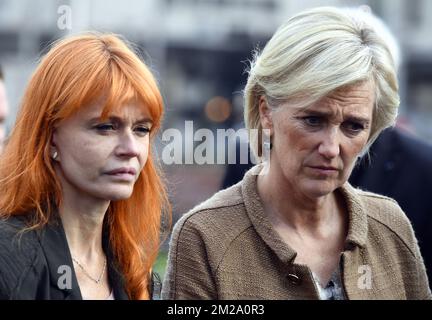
[58,185,110,262]
[257,163,342,233]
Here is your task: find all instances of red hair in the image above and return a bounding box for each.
[0,33,170,299]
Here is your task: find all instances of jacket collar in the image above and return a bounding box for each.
[241,165,368,264]
[38,217,82,299]
[337,182,368,248]
[37,214,129,300]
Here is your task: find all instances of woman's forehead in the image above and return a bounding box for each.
[297,82,374,112]
[81,100,152,120]
[327,81,375,101]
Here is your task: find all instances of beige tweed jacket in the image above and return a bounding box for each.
[162,165,432,300]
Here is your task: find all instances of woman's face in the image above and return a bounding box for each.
[262,81,374,198]
[52,101,152,201]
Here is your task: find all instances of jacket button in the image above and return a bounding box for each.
[287,273,301,285]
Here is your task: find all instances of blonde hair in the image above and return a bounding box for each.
[0,33,171,299]
[244,6,400,159]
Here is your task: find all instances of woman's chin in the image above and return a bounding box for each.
[108,193,133,201]
[300,180,340,198]
[93,187,134,201]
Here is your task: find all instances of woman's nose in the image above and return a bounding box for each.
[318,129,340,159]
[116,130,140,158]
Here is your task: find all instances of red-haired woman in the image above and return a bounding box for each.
[0,33,170,300]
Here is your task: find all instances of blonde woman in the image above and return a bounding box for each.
[162,7,431,300]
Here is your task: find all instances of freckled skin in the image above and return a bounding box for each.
[52,102,152,202]
[268,81,374,198]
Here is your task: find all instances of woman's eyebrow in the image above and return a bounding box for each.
[134,118,153,125]
[299,109,371,124]
[88,116,153,124]
[300,110,333,117]
[344,115,370,125]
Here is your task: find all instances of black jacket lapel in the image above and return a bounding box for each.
[38,218,82,300]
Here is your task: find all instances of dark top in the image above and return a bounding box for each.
[0,215,132,300]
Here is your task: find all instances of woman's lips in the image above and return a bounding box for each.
[307,166,339,176]
[105,167,137,181]
[105,167,137,175]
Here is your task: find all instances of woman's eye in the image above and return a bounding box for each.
[134,126,150,135]
[344,121,365,133]
[303,116,323,126]
[95,123,116,131]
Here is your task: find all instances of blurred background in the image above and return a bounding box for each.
[1,0,432,279]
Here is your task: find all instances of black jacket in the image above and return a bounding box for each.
[0,215,130,300]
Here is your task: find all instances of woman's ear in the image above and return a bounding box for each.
[259,96,274,135]
[51,129,59,161]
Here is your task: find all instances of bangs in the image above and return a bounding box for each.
[54,41,163,134]
[99,62,163,134]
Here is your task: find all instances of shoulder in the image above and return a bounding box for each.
[354,188,420,257]
[0,216,41,298]
[163,181,252,298]
[0,215,39,251]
